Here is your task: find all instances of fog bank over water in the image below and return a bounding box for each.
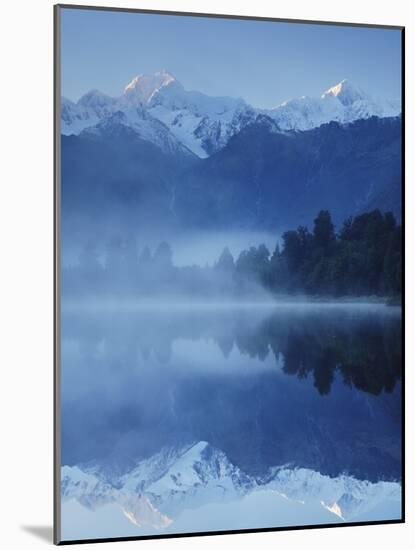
[169,231,278,267]
[61,230,279,268]
[61,299,401,313]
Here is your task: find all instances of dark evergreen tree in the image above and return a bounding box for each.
[281,231,304,273]
[383,225,402,295]
[215,246,235,272]
[313,210,335,251]
[269,243,288,291]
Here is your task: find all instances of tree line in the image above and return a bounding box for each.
[234,209,402,297]
[63,209,402,299]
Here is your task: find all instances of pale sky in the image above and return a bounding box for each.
[60,7,402,108]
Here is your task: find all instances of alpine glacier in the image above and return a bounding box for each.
[61,71,401,158]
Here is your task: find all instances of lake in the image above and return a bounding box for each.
[60,303,402,540]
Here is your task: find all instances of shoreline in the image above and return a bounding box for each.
[60,296,402,312]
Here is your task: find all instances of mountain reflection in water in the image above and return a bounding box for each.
[61,303,401,484]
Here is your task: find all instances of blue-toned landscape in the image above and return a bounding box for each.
[59,7,402,542]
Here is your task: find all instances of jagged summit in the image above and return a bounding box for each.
[77,89,115,109]
[123,70,180,104]
[322,79,368,106]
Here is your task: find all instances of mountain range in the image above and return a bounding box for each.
[61,70,400,158]
[61,71,402,234]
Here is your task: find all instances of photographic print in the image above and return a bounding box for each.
[54,5,404,544]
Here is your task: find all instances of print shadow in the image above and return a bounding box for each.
[21,525,53,544]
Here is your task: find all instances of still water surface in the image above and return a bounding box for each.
[60,303,402,539]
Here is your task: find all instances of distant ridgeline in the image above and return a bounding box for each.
[61,115,402,232]
[62,209,402,299]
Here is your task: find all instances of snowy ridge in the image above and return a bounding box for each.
[265,79,400,132]
[80,106,194,157]
[61,72,401,157]
[62,441,401,531]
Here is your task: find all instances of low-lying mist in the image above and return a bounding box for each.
[62,230,279,269]
[169,231,278,267]
[62,229,282,303]
[61,209,402,303]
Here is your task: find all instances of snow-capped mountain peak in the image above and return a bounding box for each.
[266,78,400,132]
[61,72,401,157]
[77,89,115,109]
[123,70,180,105]
[321,79,368,106]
